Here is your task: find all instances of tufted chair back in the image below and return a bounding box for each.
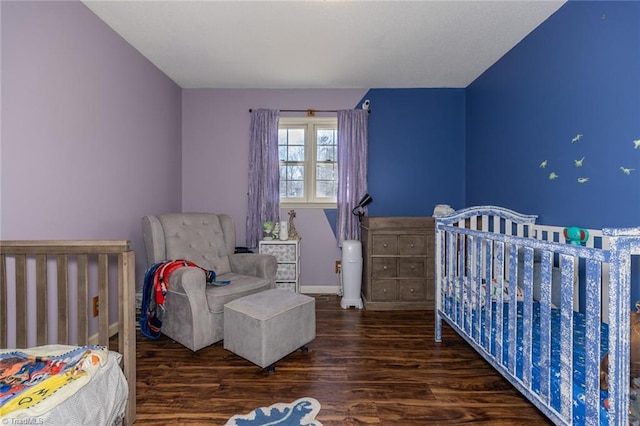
[142,213,236,274]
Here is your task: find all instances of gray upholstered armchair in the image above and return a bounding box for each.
[141,213,277,351]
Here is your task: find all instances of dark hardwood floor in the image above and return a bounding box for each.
[133,295,553,425]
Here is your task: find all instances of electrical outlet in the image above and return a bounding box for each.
[335,260,341,274]
[92,296,99,317]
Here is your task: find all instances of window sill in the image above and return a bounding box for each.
[281,202,337,209]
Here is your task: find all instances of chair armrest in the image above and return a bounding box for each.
[229,253,277,288]
[168,267,207,301]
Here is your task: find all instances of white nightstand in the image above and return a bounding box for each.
[258,239,300,293]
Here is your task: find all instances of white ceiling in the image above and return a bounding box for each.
[82,0,566,89]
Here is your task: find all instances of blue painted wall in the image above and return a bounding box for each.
[466,1,640,229]
[466,0,640,310]
[362,88,466,217]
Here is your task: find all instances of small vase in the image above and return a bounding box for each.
[279,221,288,241]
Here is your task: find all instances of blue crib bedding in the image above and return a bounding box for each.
[449,299,609,424]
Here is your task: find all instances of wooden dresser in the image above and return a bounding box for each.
[360,216,435,310]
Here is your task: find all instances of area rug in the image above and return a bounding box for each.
[224,397,322,426]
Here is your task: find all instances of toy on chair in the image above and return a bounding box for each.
[563,226,589,246]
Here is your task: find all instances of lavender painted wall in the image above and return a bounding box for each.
[182,89,367,288]
[1,1,182,337]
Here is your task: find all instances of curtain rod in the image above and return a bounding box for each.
[249,108,371,116]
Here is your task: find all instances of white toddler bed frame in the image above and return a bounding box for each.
[0,240,136,425]
[435,206,640,425]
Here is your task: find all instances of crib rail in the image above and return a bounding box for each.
[0,240,136,425]
[434,207,640,426]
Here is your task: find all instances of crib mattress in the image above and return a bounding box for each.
[446,298,609,425]
[0,345,128,426]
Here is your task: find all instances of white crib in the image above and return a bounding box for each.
[435,205,640,425]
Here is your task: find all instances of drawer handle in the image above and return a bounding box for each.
[383,243,388,248]
[410,288,415,293]
[383,288,387,293]
[383,265,387,270]
[410,266,415,270]
[410,243,415,248]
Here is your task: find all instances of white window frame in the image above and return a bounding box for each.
[279,117,338,209]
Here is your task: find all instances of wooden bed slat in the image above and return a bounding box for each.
[36,254,47,346]
[98,253,109,346]
[15,254,27,348]
[57,254,68,344]
[77,254,88,345]
[0,253,6,348]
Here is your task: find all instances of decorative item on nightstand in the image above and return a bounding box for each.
[287,210,300,240]
[279,221,288,241]
[259,239,300,293]
[262,221,275,240]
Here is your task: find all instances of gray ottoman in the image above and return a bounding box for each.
[223,289,316,371]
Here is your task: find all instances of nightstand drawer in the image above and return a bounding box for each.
[275,282,296,292]
[276,263,297,281]
[260,243,297,261]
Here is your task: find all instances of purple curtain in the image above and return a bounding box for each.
[336,109,368,246]
[246,109,280,247]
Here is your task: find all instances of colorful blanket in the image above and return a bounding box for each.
[0,344,108,419]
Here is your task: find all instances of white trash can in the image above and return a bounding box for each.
[341,240,363,309]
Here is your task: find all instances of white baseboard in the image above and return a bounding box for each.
[299,285,340,294]
[88,322,119,345]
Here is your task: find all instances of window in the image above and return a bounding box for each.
[278,117,338,207]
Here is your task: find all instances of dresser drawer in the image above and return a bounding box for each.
[399,280,426,301]
[371,258,396,278]
[398,234,427,255]
[371,235,397,255]
[426,257,435,279]
[371,280,397,301]
[398,258,425,278]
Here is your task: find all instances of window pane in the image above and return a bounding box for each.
[316,128,336,162]
[279,128,305,162]
[278,129,287,144]
[316,180,336,198]
[279,128,305,144]
[288,129,305,145]
[317,146,336,162]
[317,129,335,145]
[287,146,305,162]
[286,181,304,198]
[281,163,304,199]
[287,165,304,180]
[316,163,336,180]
